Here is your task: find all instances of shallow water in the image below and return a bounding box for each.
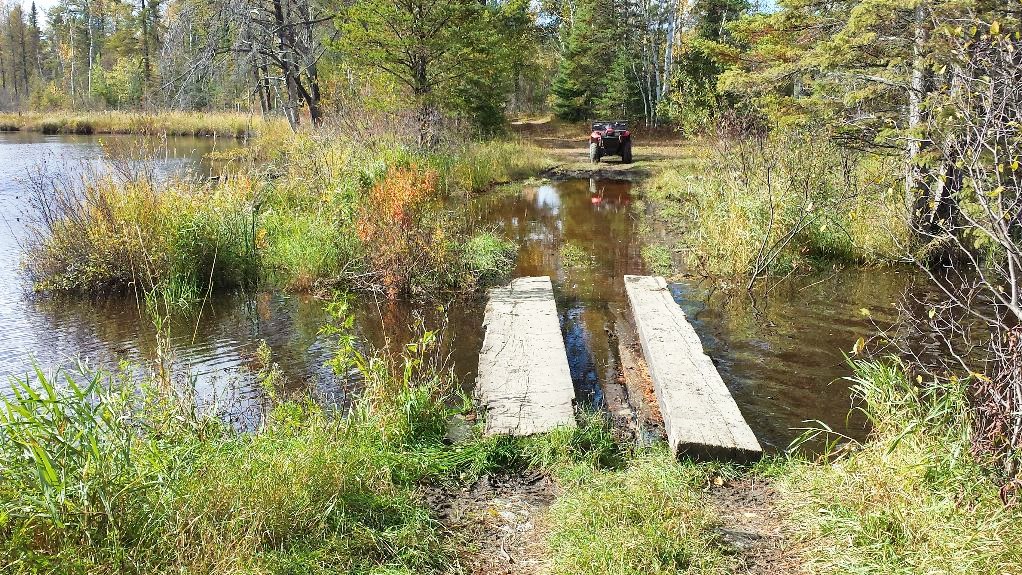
[670,270,929,449]
[461,179,926,449]
[0,135,925,446]
[0,133,245,399]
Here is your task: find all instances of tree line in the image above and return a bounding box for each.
[725,0,1020,477]
[0,0,544,137]
[1,0,748,134]
[1,1,1014,145]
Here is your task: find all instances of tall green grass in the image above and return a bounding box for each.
[26,130,551,300]
[778,359,1022,574]
[643,132,907,277]
[0,302,618,574]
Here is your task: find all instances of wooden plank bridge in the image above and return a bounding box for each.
[476,274,761,460]
[624,275,762,460]
[475,276,577,435]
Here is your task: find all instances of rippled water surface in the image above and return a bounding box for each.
[0,135,925,446]
[0,132,237,375]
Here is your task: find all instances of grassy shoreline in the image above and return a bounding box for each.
[638,132,908,279]
[0,111,284,139]
[541,360,1022,575]
[24,121,552,302]
[773,360,1022,574]
[6,343,1015,574]
[0,311,620,574]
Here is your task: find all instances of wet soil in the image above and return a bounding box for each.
[425,464,805,575]
[709,477,806,574]
[613,307,665,440]
[426,472,557,575]
[542,164,652,182]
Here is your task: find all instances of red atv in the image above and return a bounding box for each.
[588,121,633,164]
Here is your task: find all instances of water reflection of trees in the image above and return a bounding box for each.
[668,269,941,449]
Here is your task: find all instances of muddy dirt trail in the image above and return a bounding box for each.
[428,473,556,575]
[512,118,694,180]
[710,477,804,574]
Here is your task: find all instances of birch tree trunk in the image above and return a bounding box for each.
[904,1,931,231]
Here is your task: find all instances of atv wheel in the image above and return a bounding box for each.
[621,140,633,163]
[589,142,600,164]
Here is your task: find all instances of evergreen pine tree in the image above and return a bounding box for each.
[551,0,616,121]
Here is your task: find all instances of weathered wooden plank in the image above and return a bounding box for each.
[624,275,762,460]
[476,276,576,435]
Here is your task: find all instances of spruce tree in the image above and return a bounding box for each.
[551,0,615,121]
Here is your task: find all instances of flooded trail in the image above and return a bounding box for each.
[0,134,926,446]
[469,179,645,409]
[463,179,928,450]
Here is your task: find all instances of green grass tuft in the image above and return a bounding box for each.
[641,244,674,276]
[462,232,517,286]
[545,448,735,575]
[778,359,1022,574]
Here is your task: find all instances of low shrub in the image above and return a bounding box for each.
[356,165,447,296]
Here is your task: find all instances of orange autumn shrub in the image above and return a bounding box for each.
[356,165,449,296]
